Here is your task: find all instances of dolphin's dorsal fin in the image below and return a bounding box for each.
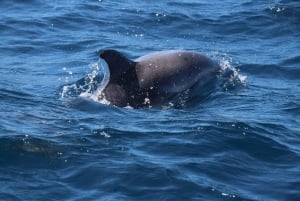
[100,50,136,83]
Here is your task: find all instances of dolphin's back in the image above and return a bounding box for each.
[135,50,219,94]
[100,49,219,108]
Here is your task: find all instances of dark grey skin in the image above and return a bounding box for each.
[99,50,220,108]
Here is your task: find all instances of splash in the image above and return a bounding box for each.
[269,0,285,13]
[60,60,110,104]
[217,55,247,91]
[220,57,247,82]
[80,61,110,102]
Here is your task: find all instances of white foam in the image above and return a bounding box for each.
[219,56,247,84]
[60,83,77,98]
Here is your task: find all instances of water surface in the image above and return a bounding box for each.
[0,1,299,200]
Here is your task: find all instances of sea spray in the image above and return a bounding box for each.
[60,60,110,103]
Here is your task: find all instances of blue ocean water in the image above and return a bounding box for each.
[0,0,300,200]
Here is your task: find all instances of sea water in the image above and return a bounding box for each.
[0,1,299,200]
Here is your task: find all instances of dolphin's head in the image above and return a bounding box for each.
[100,50,136,83]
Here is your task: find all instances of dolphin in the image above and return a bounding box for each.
[99,49,220,108]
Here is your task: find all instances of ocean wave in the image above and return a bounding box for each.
[1,1,299,200]
[239,63,300,80]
